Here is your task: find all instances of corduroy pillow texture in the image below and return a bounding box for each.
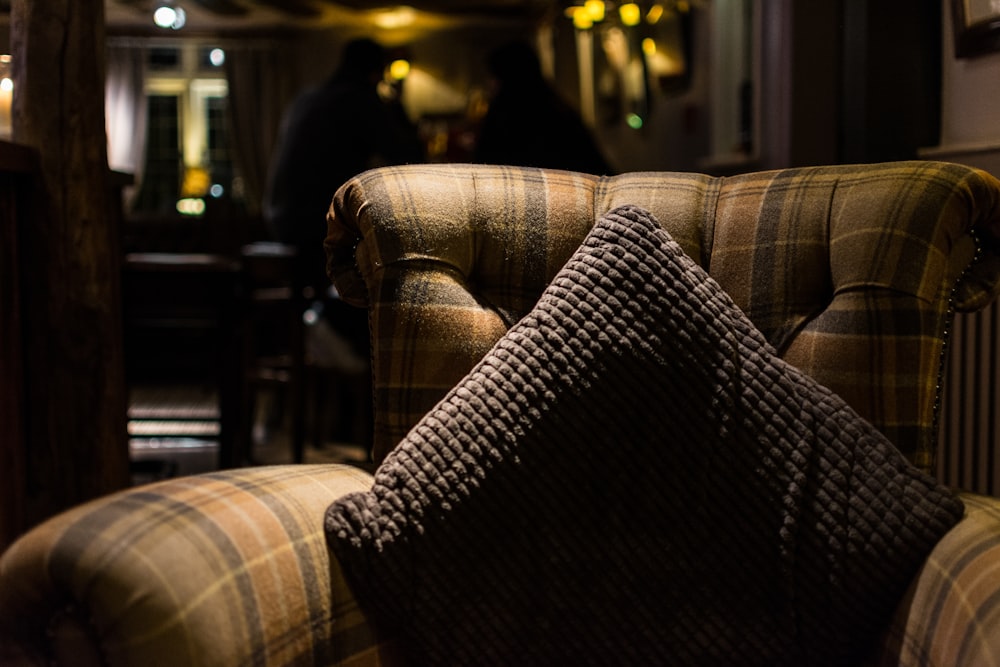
[325,204,964,666]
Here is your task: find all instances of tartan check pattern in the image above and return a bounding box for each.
[323,160,1000,665]
[327,161,1000,470]
[0,465,399,666]
[867,491,1000,667]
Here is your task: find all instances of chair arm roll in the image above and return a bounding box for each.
[872,492,1000,666]
[0,465,386,667]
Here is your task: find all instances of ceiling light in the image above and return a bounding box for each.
[153,4,186,30]
[372,6,416,29]
[565,6,593,29]
[619,3,641,26]
[209,48,226,66]
[584,0,605,22]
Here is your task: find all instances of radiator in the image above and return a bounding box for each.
[937,301,1000,495]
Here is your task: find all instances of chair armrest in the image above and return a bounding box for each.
[0,465,398,666]
[871,492,1000,666]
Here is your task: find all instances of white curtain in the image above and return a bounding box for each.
[223,41,296,217]
[105,42,147,208]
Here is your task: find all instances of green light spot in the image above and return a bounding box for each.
[627,113,643,129]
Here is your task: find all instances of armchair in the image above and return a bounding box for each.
[2,161,1000,665]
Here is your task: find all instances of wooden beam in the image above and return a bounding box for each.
[10,0,129,535]
[0,141,37,551]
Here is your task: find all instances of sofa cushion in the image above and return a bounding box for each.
[325,204,964,666]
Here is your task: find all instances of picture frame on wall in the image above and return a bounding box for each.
[952,0,1000,57]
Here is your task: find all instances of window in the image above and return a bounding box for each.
[133,94,182,214]
[132,41,237,217]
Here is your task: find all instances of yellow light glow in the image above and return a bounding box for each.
[0,55,11,140]
[584,0,605,22]
[677,0,690,12]
[181,166,210,198]
[373,6,416,29]
[642,38,657,56]
[619,3,641,26]
[389,59,410,80]
[565,6,594,29]
[646,4,664,24]
[176,198,206,217]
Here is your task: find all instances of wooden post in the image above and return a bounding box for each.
[0,142,37,552]
[10,0,129,535]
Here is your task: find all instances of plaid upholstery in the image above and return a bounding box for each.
[323,160,1000,665]
[2,161,999,666]
[869,491,1000,666]
[0,465,398,666]
[327,161,1000,469]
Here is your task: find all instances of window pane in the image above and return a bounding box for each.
[149,47,181,71]
[206,95,234,199]
[134,94,182,215]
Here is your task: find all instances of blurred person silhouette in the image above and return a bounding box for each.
[263,37,423,452]
[474,40,614,175]
[265,37,423,290]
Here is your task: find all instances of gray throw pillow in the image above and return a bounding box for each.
[325,204,964,666]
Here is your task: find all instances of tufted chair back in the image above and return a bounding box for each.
[326,161,1000,469]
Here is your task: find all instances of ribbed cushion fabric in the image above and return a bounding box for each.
[325,205,964,666]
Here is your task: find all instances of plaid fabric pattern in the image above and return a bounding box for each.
[869,491,1000,667]
[0,465,396,667]
[2,161,998,667]
[327,161,1000,469]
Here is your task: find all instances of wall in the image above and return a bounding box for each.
[919,1,1000,176]
[592,9,712,174]
[924,2,1000,496]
